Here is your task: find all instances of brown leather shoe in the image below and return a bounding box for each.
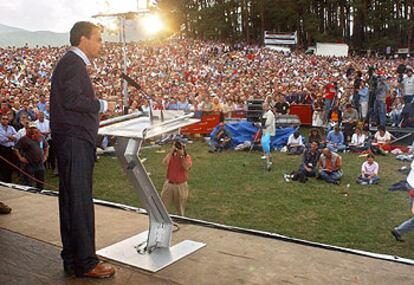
[83,263,115,279]
[0,202,12,214]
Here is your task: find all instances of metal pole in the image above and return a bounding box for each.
[121,16,129,115]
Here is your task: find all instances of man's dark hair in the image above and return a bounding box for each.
[70,21,99,46]
[378,126,386,132]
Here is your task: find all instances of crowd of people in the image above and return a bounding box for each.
[1,38,414,123]
[1,38,414,185]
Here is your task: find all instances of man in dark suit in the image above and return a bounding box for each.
[50,21,114,278]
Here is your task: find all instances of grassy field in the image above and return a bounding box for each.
[46,140,414,259]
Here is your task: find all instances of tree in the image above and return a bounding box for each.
[156,0,414,52]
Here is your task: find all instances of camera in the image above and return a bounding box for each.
[175,141,182,150]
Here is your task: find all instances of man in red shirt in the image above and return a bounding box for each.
[0,100,11,116]
[161,140,192,216]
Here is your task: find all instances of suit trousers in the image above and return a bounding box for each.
[54,134,99,275]
[0,145,14,183]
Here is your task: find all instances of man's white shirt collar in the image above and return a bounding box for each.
[69,46,91,66]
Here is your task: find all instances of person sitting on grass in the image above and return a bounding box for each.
[208,122,231,152]
[298,142,320,177]
[348,127,368,153]
[306,128,325,149]
[287,131,305,155]
[372,126,392,153]
[356,154,380,185]
[326,126,347,153]
[318,148,343,185]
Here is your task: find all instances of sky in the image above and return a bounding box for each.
[0,0,147,33]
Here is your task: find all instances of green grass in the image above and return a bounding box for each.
[46,141,414,259]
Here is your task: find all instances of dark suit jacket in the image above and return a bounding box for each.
[50,51,100,146]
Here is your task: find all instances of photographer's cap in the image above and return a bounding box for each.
[173,136,186,144]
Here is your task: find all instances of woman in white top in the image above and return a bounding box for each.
[372,125,392,151]
[372,126,393,153]
[348,127,368,152]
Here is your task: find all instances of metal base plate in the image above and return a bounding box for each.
[97,231,206,272]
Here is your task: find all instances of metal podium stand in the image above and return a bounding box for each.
[96,110,205,272]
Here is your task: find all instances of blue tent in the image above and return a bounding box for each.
[210,121,296,149]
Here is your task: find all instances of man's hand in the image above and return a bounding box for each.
[20,157,29,164]
[7,135,16,141]
[177,148,185,156]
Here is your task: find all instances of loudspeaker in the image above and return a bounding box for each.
[246,99,264,122]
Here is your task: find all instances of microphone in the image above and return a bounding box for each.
[121,73,141,90]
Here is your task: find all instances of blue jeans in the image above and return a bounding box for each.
[324,99,332,122]
[319,170,343,183]
[374,100,386,127]
[21,163,45,190]
[299,164,316,177]
[395,198,414,235]
[288,145,304,155]
[357,175,380,185]
[391,111,402,126]
[327,143,347,153]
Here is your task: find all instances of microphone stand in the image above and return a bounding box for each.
[121,73,164,124]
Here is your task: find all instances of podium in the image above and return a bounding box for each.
[96,110,205,272]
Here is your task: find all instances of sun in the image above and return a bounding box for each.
[142,14,163,34]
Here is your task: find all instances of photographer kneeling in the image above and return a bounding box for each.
[161,140,192,216]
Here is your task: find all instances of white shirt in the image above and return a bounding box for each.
[351,133,366,146]
[402,75,414,96]
[262,110,275,136]
[361,161,379,176]
[374,131,391,144]
[287,134,304,146]
[0,125,16,147]
[36,119,50,139]
[15,128,26,142]
[69,46,91,66]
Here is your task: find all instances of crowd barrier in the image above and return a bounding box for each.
[180,105,313,135]
[288,104,312,126]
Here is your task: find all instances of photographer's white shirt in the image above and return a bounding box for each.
[262,110,275,136]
